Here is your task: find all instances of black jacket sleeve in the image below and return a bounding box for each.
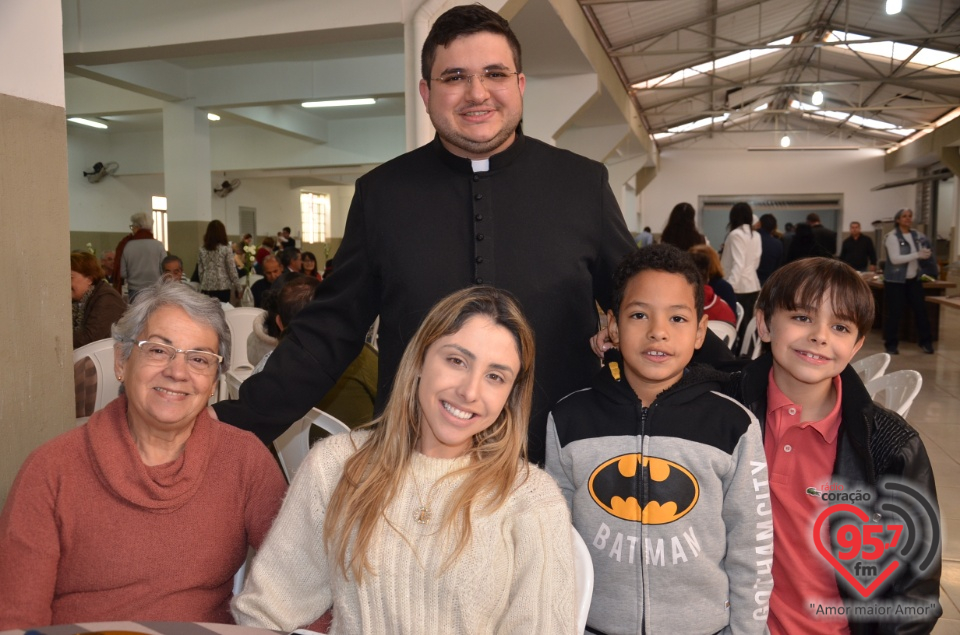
[213,184,379,444]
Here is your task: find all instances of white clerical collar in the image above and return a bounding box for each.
[471,159,490,172]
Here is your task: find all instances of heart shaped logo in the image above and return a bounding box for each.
[813,503,901,599]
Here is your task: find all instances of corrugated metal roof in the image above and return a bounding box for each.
[579,0,960,148]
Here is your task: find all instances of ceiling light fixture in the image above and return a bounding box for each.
[780,134,792,148]
[302,98,377,108]
[207,113,221,121]
[812,89,824,106]
[68,117,108,129]
[885,0,902,14]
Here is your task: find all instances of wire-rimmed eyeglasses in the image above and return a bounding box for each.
[431,69,520,92]
[130,340,223,375]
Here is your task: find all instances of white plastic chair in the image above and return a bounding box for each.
[223,367,254,400]
[571,527,595,635]
[734,302,744,332]
[73,338,121,422]
[707,320,738,349]
[851,352,891,384]
[220,307,264,398]
[865,370,922,418]
[738,316,762,360]
[273,408,351,481]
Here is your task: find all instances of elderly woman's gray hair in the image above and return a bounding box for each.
[894,208,913,222]
[130,212,153,232]
[112,281,231,374]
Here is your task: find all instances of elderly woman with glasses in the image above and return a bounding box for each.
[0,282,286,630]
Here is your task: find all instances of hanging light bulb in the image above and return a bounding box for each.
[780,134,792,148]
[886,0,902,15]
[812,89,824,106]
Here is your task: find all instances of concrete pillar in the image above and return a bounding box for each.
[163,100,213,275]
[0,0,74,505]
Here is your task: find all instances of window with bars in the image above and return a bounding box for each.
[300,192,331,243]
[152,196,168,250]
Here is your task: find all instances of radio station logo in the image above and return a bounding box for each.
[813,479,939,600]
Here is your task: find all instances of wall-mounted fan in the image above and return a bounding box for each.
[83,161,119,183]
[214,179,241,198]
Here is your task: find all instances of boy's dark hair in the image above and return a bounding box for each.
[611,244,704,320]
[421,4,522,83]
[759,213,778,233]
[756,257,874,338]
[264,274,321,340]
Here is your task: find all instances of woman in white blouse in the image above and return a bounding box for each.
[882,208,934,354]
[720,202,762,345]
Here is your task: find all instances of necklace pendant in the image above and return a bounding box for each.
[414,506,431,524]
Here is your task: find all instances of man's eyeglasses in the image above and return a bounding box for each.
[431,69,520,92]
[131,340,223,375]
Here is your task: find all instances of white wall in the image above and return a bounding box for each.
[67,129,164,231]
[0,0,64,106]
[641,146,916,245]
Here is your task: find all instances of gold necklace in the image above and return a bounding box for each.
[410,470,432,525]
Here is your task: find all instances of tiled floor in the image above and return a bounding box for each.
[852,271,960,634]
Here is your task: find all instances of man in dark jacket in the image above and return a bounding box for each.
[807,212,839,257]
[212,4,640,464]
[839,221,877,272]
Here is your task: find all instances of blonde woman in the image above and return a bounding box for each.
[233,286,576,634]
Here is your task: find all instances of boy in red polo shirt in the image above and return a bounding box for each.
[730,257,940,634]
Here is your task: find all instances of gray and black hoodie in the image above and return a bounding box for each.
[546,358,773,635]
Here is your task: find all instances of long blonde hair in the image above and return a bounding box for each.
[324,286,536,581]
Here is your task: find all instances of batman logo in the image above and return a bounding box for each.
[588,454,699,524]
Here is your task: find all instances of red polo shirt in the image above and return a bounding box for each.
[764,370,849,635]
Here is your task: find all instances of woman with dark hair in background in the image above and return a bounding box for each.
[71,251,126,348]
[198,219,242,303]
[301,251,322,280]
[720,202,761,345]
[689,244,737,314]
[660,202,707,251]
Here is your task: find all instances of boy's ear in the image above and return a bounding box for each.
[694,314,709,349]
[756,310,772,342]
[606,309,620,347]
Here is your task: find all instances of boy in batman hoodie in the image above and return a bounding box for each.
[546,245,772,635]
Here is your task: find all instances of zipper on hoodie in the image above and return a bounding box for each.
[639,403,649,635]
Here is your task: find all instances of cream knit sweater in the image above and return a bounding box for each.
[232,430,576,634]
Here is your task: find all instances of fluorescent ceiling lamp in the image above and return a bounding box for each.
[754,102,769,112]
[633,37,793,90]
[207,113,221,121]
[151,196,167,211]
[886,0,902,14]
[68,117,108,129]
[302,98,377,108]
[812,90,824,106]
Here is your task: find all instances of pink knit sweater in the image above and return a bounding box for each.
[0,397,287,629]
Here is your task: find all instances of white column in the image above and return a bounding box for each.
[163,99,212,223]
